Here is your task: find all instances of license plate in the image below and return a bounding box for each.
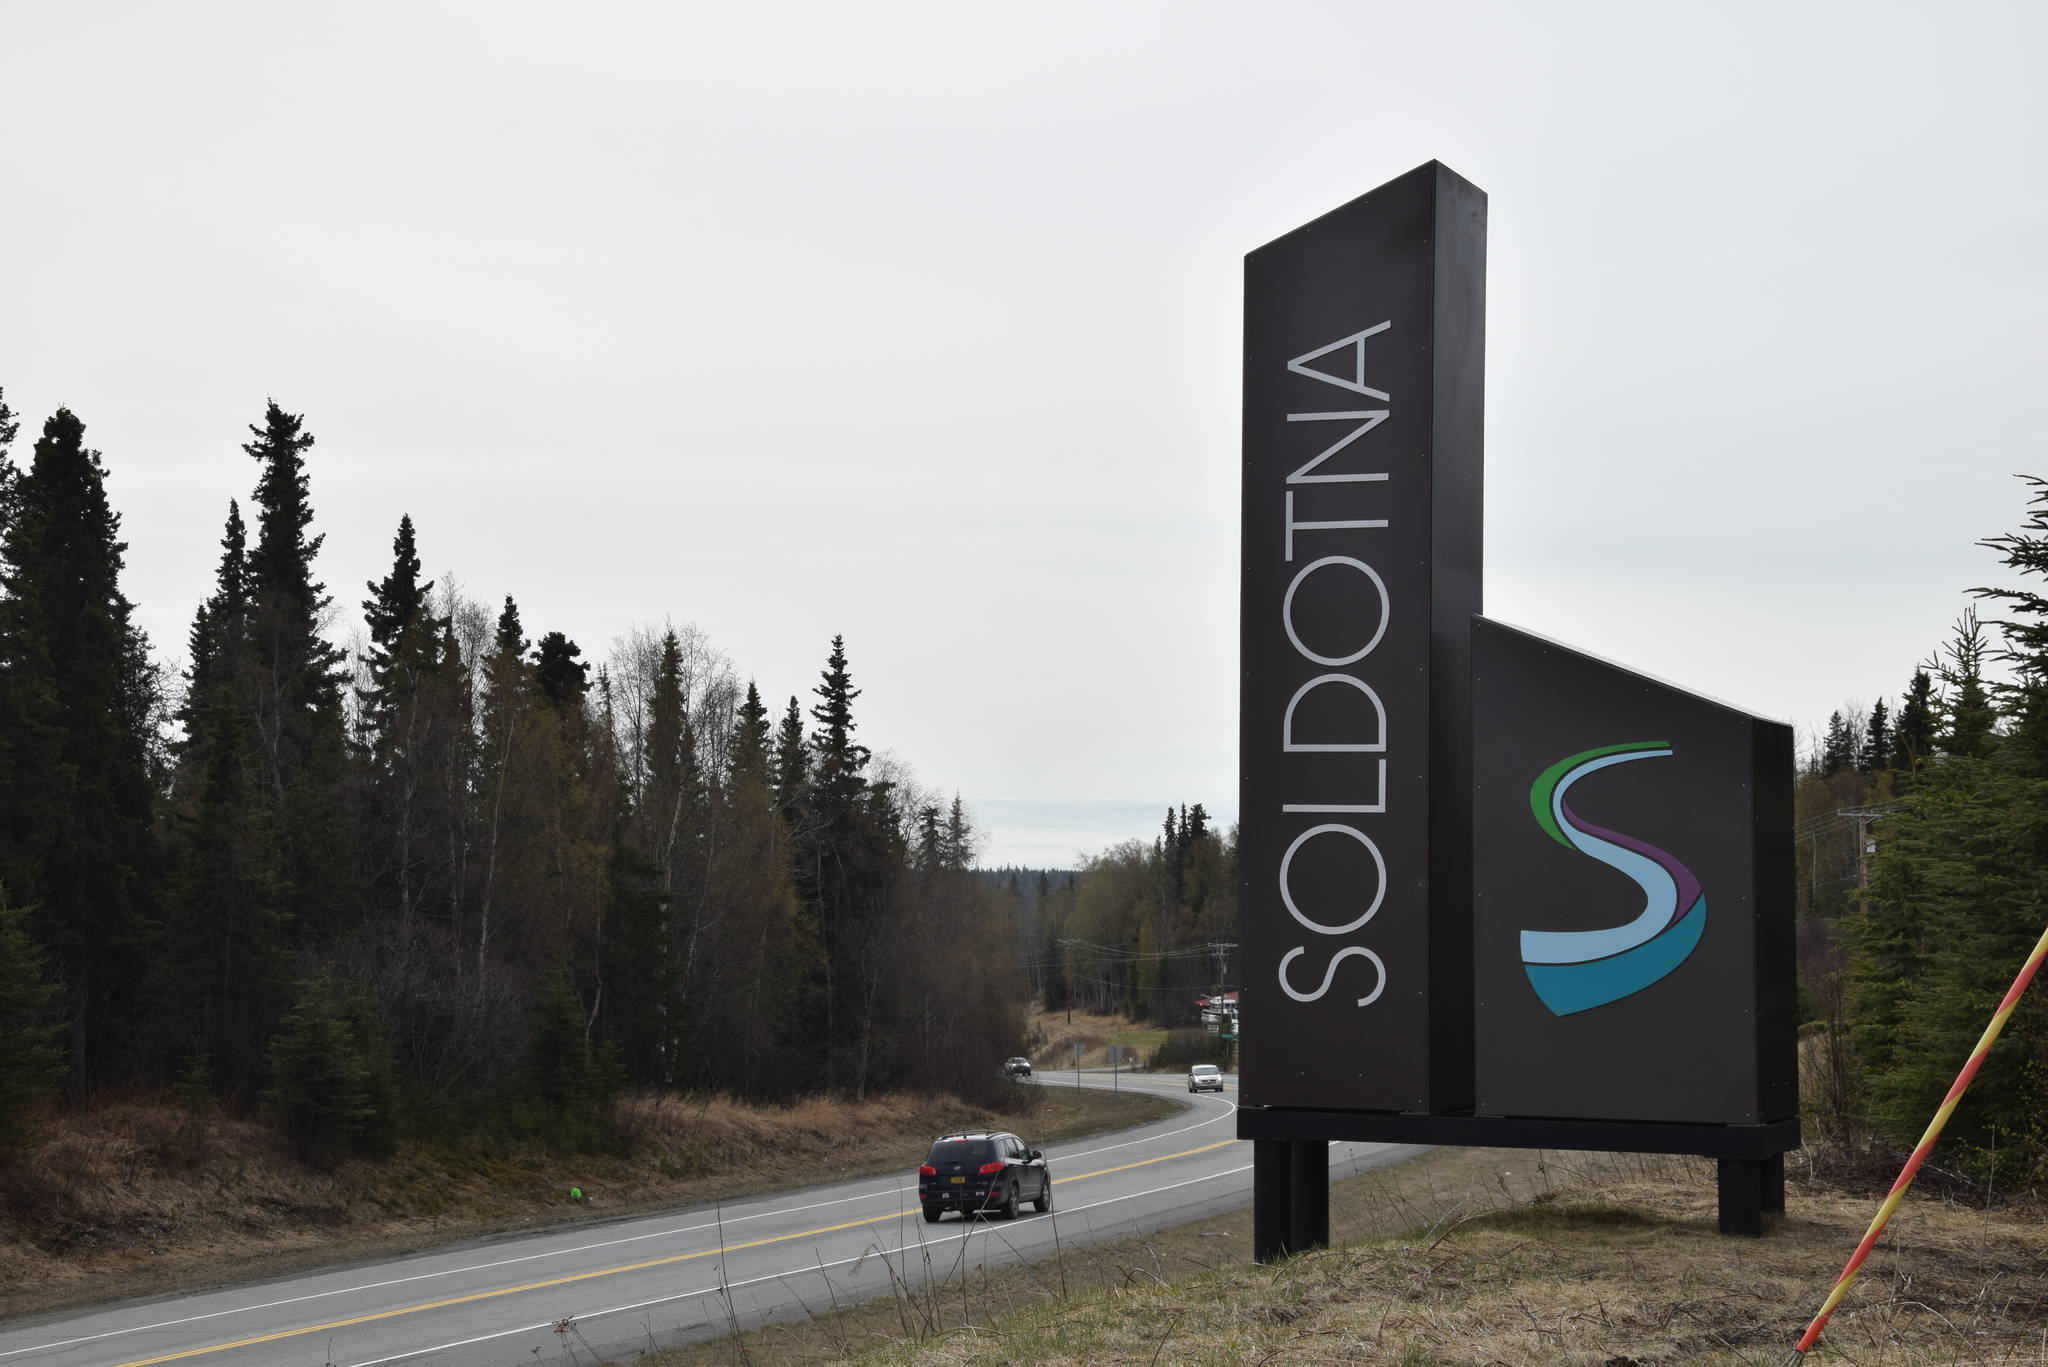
[950,1176,966,1184]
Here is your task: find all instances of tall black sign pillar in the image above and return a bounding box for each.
[1240,162,1485,1258]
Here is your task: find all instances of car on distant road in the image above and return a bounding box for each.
[917,1131,1052,1221]
[1188,1063,1225,1093]
[1005,1056,1032,1077]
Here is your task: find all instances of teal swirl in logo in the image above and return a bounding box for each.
[1520,742,1706,1016]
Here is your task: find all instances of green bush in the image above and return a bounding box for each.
[1148,1027,1228,1071]
[266,980,398,1164]
[0,890,63,1151]
[520,971,619,1152]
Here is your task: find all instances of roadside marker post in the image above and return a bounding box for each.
[1785,917,2048,1361]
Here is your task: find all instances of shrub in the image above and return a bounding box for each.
[1149,1027,1228,1071]
[0,890,63,1153]
[266,980,397,1164]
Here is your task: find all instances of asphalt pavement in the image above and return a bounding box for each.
[0,1073,1415,1366]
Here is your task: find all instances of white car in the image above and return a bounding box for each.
[1188,1064,1225,1093]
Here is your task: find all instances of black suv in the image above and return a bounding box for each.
[917,1131,1052,1222]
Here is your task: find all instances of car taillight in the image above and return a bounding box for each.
[919,1164,937,1176]
[978,1162,1004,1174]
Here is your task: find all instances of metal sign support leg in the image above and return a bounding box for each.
[1288,1138,1329,1252]
[1718,1157,1767,1236]
[1253,1139,1292,1263]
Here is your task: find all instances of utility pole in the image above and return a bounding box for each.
[1210,942,1236,997]
[1837,806,1897,915]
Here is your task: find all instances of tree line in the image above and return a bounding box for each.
[1802,476,2048,1183]
[1028,804,1238,1026]
[0,392,1023,1159]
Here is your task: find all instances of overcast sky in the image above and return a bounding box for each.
[3,1,2042,866]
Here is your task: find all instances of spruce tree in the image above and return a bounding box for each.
[1159,807,1182,916]
[808,635,870,815]
[357,513,434,744]
[266,979,378,1164]
[1862,698,1893,775]
[527,970,600,1143]
[913,803,944,873]
[0,409,160,1088]
[358,515,470,932]
[645,630,699,856]
[610,629,706,1087]
[1857,751,2048,1178]
[243,401,354,934]
[474,595,538,989]
[944,794,973,872]
[532,632,588,718]
[493,595,527,662]
[177,502,249,773]
[162,503,288,1092]
[1896,669,1939,777]
[707,676,806,1098]
[1819,710,1857,776]
[1975,474,2048,777]
[1848,488,2048,1179]
[796,636,900,1093]
[479,597,530,763]
[732,681,772,789]
[772,696,807,825]
[1938,610,1998,759]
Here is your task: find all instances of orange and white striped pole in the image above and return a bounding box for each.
[1785,918,2048,1361]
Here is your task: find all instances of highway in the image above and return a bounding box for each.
[0,1074,1415,1366]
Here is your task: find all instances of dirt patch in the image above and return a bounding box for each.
[0,1083,1174,1320]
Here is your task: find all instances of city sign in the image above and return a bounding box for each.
[1236,161,1797,1255]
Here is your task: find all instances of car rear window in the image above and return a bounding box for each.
[927,1139,995,1165]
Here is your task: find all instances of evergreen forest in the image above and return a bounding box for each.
[1799,476,2048,1183]
[0,392,1023,1160]
[9,379,2048,1189]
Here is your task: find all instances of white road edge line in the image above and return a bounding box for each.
[0,1080,1234,1362]
[341,1159,1261,1367]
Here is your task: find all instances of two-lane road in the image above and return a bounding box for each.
[0,1076,1415,1366]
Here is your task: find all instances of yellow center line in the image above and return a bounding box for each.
[108,1135,1243,1367]
[1054,1137,1239,1182]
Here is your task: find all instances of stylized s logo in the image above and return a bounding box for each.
[1519,742,1706,1016]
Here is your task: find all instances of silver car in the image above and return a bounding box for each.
[1188,1064,1225,1093]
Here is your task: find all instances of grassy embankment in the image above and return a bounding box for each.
[630,1145,2048,1367]
[0,1082,1175,1320]
[1025,1007,1172,1070]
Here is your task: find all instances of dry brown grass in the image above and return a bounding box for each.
[0,1083,1173,1320]
[1026,1006,1170,1070]
[632,1147,2048,1367]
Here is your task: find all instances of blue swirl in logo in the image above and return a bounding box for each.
[1520,742,1706,1016]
